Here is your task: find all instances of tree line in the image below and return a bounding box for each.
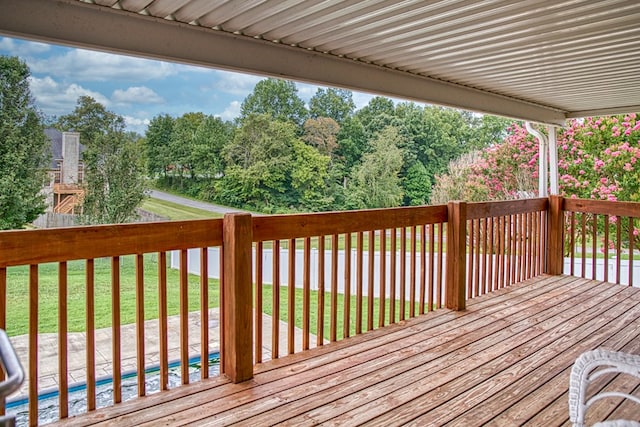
[146,78,512,213]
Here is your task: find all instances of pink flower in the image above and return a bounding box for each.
[633,228,639,237]
[624,163,633,171]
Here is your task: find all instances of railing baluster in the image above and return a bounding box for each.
[137,253,146,394]
[482,218,488,294]
[616,220,621,285]
[428,224,435,311]
[437,223,444,309]
[390,229,397,323]
[419,225,426,314]
[316,237,325,346]
[86,259,96,411]
[0,267,5,417]
[179,249,189,385]
[288,238,295,354]
[591,214,597,280]
[255,243,263,363]
[272,240,280,359]
[200,247,209,378]
[581,214,587,278]
[356,232,363,334]
[570,212,576,276]
[400,228,406,321]
[330,234,338,341]
[488,218,495,291]
[29,264,38,427]
[58,262,68,418]
[604,215,609,283]
[111,257,121,403]
[158,251,168,391]
[629,217,635,287]
[343,233,351,338]
[378,229,386,326]
[409,226,416,318]
[474,219,481,297]
[367,230,374,329]
[467,219,474,297]
[303,238,311,349]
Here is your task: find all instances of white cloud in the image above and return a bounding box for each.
[29,48,179,82]
[213,71,262,96]
[28,76,109,116]
[219,100,241,121]
[112,86,164,105]
[352,92,377,110]
[123,115,151,134]
[296,82,322,103]
[0,37,50,56]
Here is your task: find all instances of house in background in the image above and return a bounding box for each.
[41,129,84,216]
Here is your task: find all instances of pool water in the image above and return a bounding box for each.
[7,356,220,426]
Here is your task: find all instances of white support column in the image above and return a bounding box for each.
[547,125,559,195]
[525,122,548,197]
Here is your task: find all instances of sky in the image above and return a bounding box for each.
[0,36,379,134]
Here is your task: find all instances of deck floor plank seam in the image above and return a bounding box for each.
[475,308,640,426]
[232,279,626,426]
[119,277,598,425]
[324,283,639,426]
[83,277,583,425]
[49,276,640,427]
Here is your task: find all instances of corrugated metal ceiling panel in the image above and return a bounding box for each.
[3,0,639,121]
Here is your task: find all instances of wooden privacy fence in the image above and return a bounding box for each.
[0,197,557,425]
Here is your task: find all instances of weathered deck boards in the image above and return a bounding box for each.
[55,275,640,426]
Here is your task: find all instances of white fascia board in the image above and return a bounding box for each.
[0,0,568,125]
[567,105,640,119]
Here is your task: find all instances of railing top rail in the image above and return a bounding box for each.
[564,197,640,218]
[466,198,548,220]
[0,219,223,267]
[0,329,24,399]
[252,204,448,242]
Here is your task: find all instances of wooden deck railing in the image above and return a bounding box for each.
[2,195,623,425]
[562,198,640,286]
[250,205,448,362]
[0,220,223,426]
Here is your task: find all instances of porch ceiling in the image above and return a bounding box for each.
[2,0,640,125]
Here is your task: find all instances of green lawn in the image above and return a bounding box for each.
[4,254,426,339]
[141,198,222,220]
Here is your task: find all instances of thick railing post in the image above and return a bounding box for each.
[547,195,564,275]
[446,201,467,311]
[223,213,253,383]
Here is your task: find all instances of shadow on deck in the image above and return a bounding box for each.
[55,275,640,426]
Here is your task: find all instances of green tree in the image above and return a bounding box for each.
[58,97,145,224]
[191,116,233,179]
[403,161,431,206]
[290,139,331,211]
[302,117,340,157]
[239,78,307,128]
[355,96,396,138]
[145,114,174,178]
[309,88,355,124]
[219,114,297,210]
[81,131,147,224]
[57,95,124,141]
[170,112,206,179]
[347,126,405,209]
[0,56,49,229]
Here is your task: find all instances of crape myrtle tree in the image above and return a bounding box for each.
[432,114,640,248]
[57,96,146,224]
[0,56,49,229]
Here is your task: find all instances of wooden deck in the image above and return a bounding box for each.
[57,275,640,426]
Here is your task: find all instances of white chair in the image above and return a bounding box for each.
[569,349,640,427]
